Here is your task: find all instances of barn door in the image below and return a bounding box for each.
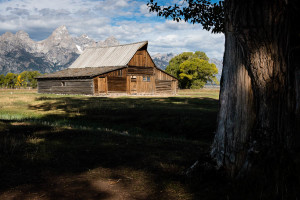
[98,77,107,93]
[130,76,137,94]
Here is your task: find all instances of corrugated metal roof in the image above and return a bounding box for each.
[37,66,125,79]
[69,41,148,68]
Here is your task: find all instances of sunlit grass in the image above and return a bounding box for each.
[0,88,219,140]
[177,89,219,99]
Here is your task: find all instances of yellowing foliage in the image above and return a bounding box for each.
[15,75,24,88]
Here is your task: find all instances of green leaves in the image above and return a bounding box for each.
[147,0,225,33]
[166,51,218,89]
[3,73,17,88]
[0,71,41,88]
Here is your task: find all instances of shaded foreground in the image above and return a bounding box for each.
[0,121,212,200]
[0,89,221,200]
[1,89,298,199]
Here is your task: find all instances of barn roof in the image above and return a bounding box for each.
[68,41,148,69]
[37,66,125,79]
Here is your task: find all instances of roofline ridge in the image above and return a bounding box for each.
[85,40,148,49]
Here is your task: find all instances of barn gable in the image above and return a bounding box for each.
[128,49,155,68]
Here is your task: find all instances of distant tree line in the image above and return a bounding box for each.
[0,71,41,89]
[165,51,218,89]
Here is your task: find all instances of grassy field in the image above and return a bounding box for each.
[3,89,292,199]
[0,89,219,140]
[0,89,224,200]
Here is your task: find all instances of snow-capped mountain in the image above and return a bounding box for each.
[151,53,176,70]
[0,25,119,74]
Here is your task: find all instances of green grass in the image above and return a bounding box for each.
[0,89,222,199]
[0,89,219,141]
[0,89,221,199]
[1,89,298,199]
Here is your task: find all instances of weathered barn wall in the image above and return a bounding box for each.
[155,69,178,94]
[127,66,154,75]
[106,68,127,77]
[93,77,108,94]
[127,57,178,94]
[93,68,127,94]
[155,69,174,80]
[128,50,155,67]
[37,79,94,95]
[155,80,172,93]
[127,65,155,94]
[107,77,127,93]
[135,75,155,94]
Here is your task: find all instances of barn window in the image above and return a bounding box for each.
[131,76,137,82]
[61,81,66,86]
[143,76,150,82]
[117,70,123,77]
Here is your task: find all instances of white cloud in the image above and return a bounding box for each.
[143,20,225,59]
[0,0,225,59]
[139,4,156,17]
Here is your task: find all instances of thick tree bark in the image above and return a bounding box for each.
[211,0,300,178]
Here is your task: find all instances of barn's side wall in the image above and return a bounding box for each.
[155,68,178,94]
[93,68,127,94]
[37,79,94,95]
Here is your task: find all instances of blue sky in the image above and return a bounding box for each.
[0,0,224,59]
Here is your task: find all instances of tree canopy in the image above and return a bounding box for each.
[166,51,218,88]
[147,0,224,33]
[0,71,41,88]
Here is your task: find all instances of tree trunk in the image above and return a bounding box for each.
[211,0,300,178]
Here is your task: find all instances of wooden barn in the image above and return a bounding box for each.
[37,41,178,95]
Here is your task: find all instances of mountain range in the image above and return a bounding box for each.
[151,53,176,70]
[0,25,119,75]
[0,25,222,81]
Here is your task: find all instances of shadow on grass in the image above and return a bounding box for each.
[0,120,222,200]
[28,96,219,141]
[0,96,227,199]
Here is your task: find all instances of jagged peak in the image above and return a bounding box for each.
[52,25,69,35]
[16,30,29,38]
[80,34,89,39]
[103,36,119,46]
[1,32,14,38]
[104,36,117,41]
[56,25,67,31]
